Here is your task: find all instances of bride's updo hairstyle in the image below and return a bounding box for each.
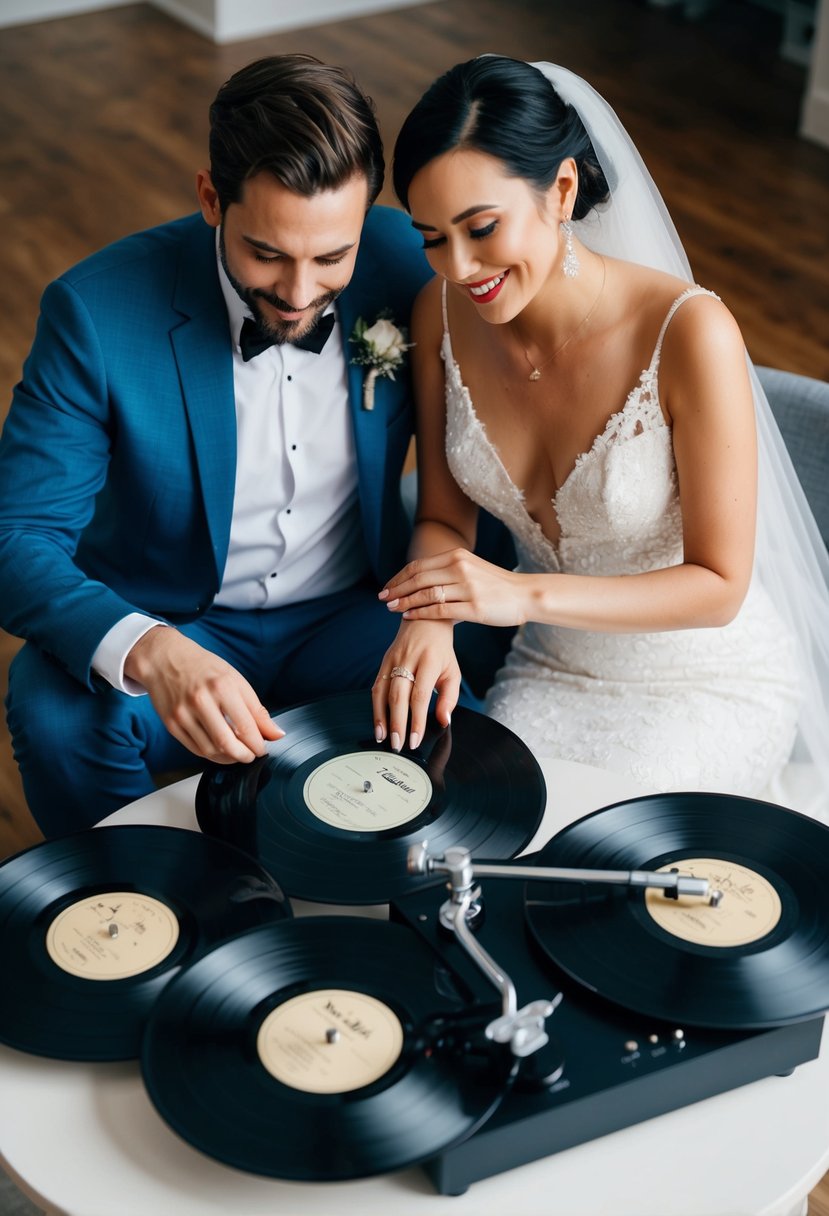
[393,56,609,218]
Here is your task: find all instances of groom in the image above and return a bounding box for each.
[0,54,511,836]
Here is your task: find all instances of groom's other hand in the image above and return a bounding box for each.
[125,627,284,763]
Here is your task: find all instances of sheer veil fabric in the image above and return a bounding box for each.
[532,62,829,819]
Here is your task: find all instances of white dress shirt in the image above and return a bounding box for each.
[92,241,369,693]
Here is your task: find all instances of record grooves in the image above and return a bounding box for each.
[141,918,516,1180]
[524,792,829,1029]
[195,690,546,904]
[0,825,290,1060]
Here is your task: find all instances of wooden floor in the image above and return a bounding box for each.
[0,2,827,1205]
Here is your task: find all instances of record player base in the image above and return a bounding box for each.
[424,1017,824,1195]
[391,878,826,1198]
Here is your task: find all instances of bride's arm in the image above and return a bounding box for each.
[383,294,758,634]
[371,279,481,750]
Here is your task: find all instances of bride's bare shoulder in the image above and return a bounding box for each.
[612,259,735,342]
[613,258,692,305]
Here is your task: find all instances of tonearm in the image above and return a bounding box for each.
[407,842,720,1060]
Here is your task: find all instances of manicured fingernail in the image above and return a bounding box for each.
[378,589,389,600]
[375,722,386,743]
[391,731,401,752]
[386,598,399,609]
[409,731,421,750]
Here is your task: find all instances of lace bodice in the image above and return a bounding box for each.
[439,283,801,798]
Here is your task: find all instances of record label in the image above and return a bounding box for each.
[256,988,404,1093]
[644,858,782,948]
[302,752,432,832]
[45,891,180,980]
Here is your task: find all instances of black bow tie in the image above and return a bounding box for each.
[239,312,336,362]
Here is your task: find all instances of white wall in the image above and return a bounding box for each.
[153,0,436,42]
[0,0,132,26]
[800,0,829,147]
[0,0,436,38]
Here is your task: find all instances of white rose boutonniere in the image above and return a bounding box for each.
[349,311,413,410]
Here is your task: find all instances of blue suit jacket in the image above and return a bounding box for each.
[0,207,432,689]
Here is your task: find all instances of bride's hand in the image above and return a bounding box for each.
[379,549,528,628]
[371,620,460,752]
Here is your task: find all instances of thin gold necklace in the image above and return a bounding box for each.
[519,256,606,381]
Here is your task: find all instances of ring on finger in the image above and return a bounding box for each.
[390,665,415,683]
[435,585,446,604]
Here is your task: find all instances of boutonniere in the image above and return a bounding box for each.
[349,311,413,411]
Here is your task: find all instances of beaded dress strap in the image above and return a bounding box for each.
[441,278,450,335]
[646,285,720,374]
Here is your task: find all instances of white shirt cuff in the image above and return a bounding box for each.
[91,615,168,695]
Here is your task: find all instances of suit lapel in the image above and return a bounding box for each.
[170,221,236,586]
[337,259,404,566]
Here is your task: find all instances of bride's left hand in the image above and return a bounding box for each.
[379,548,529,628]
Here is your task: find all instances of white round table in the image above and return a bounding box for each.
[1,759,827,1216]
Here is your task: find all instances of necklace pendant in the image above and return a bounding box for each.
[528,368,542,382]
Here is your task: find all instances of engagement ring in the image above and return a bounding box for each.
[390,665,415,683]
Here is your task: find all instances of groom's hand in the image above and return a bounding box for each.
[124,626,284,764]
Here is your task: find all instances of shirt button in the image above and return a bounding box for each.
[269,572,277,579]
[286,375,293,382]
[291,444,297,450]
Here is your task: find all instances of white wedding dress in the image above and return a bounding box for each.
[443,283,802,795]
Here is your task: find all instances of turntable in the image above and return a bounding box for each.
[2,693,829,1206]
[395,811,829,1194]
[142,784,829,1194]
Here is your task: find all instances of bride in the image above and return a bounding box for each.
[371,55,829,815]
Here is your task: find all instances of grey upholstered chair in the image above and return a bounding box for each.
[756,365,829,549]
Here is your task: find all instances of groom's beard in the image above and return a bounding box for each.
[219,224,343,343]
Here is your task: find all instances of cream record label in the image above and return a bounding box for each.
[257,988,404,1092]
[45,891,180,979]
[303,752,433,832]
[645,857,782,947]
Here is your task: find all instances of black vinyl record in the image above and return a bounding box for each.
[0,825,290,1060]
[141,917,515,1181]
[195,690,546,904]
[525,793,829,1029]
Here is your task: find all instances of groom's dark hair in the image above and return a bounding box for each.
[393,55,608,219]
[208,54,384,212]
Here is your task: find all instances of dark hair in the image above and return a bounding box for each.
[209,54,384,211]
[393,56,608,218]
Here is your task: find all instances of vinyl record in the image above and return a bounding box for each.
[141,917,515,1180]
[195,690,546,904]
[524,792,829,1029]
[0,825,290,1060]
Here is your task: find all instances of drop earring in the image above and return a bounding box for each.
[560,217,580,278]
